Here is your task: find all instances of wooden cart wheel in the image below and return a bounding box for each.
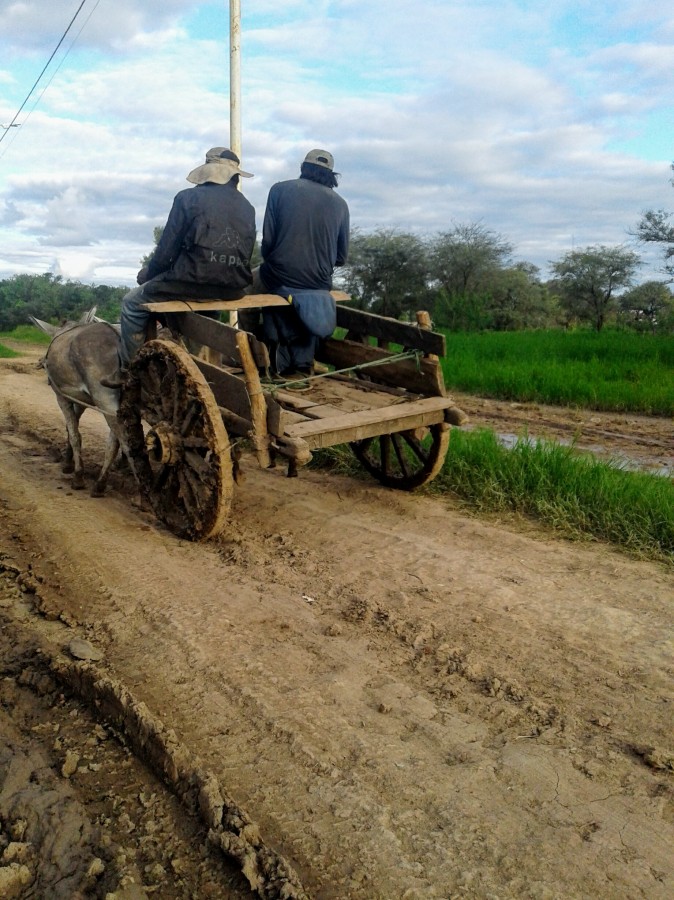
[350,423,450,490]
[119,339,233,541]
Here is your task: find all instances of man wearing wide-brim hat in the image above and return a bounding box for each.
[105,147,256,386]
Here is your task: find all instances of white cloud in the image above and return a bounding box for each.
[0,1,671,286]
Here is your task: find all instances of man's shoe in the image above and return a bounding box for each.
[279,365,313,379]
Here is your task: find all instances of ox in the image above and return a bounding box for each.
[31,310,127,497]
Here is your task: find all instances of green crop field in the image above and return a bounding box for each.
[0,324,52,345]
[439,329,674,416]
[0,324,51,357]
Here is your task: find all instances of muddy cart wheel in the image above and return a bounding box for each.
[350,422,450,490]
[119,339,233,540]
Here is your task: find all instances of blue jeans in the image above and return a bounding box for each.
[118,285,150,367]
[118,285,222,367]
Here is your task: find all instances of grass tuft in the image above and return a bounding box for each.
[0,325,52,345]
[0,342,21,358]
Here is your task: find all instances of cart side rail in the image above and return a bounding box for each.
[335,306,446,356]
[316,338,446,396]
[167,312,270,369]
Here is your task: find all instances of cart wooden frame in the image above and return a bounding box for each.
[117,293,465,541]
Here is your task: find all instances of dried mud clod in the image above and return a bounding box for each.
[632,744,674,773]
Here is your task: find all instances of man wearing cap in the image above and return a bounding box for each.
[259,149,349,293]
[242,149,349,376]
[105,147,256,384]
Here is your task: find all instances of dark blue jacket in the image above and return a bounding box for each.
[260,177,349,291]
[143,181,256,298]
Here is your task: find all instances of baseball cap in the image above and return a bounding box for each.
[303,149,334,171]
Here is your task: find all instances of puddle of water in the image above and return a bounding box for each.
[485,430,673,478]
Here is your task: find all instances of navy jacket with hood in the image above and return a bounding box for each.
[143,181,256,299]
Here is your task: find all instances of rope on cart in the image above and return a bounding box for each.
[261,348,423,392]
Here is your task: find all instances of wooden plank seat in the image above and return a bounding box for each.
[142,289,351,314]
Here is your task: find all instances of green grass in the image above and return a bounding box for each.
[0,324,51,358]
[311,429,674,563]
[440,330,674,415]
[434,428,674,560]
[0,324,52,345]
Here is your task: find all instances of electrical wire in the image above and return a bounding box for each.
[4,0,102,155]
[0,0,89,147]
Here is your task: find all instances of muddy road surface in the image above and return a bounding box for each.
[0,348,673,899]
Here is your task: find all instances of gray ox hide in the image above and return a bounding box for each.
[31,311,126,497]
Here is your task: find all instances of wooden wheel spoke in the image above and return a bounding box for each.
[179,399,201,436]
[172,378,181,425]
[140,373,163,423]
[182,435,210,450]
[380,435,393,477]
[144,358,171,418]
[400,431,431,464]
[184,448,213,478]
[177,468,203,511]
[391,434,413,479]
[159,365,177,418]
[145,359,163,393]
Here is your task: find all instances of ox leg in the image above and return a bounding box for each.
[56,396,86,489]
[62,442,75,474]
[91,417,121,498]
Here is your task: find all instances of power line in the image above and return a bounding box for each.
[0,0,89,147]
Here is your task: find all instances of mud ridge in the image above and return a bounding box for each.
[50,655,310,899]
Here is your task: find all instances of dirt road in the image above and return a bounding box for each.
[1,348,672,899]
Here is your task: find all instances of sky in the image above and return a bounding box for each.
[0,0,672,288]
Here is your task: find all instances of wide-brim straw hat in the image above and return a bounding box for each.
[187,147,253,185]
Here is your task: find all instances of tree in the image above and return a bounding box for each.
[634,163,674,281]
[342,229,430,318]
[485,264,558,331]
[428,223,513,299]
[0,274,126,330]
[618,281,674,333]
[550,245,641,332]
[0,273,63,330]
[432,289,490,331]
[140,226,165,266]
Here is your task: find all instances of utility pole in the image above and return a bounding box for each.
[229,1,243,327]
[229,0,241,162]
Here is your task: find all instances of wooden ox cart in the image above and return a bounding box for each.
[117,293,466,541]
